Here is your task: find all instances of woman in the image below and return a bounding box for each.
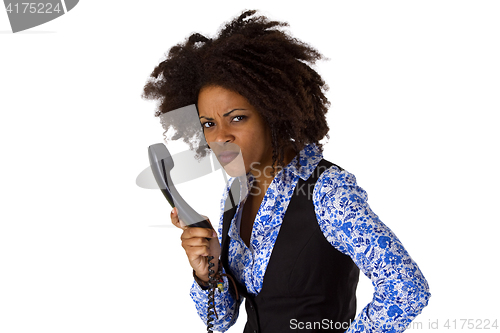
[142,10,430,333]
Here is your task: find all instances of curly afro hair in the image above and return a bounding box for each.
[142,9,330,174]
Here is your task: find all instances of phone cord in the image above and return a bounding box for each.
[206,255,216,332]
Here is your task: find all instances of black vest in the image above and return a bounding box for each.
[221,159,360,333]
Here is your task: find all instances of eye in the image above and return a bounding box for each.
[202,121,215,128]
[232,115,246,122]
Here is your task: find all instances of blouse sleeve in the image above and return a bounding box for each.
[314,167,431,333]
[189,177,244,332]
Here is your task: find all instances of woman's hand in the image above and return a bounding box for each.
[171,207,220,284]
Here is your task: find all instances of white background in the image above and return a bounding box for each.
[1,1,499,332]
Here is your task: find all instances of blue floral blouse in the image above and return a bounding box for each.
[189,143,431,332]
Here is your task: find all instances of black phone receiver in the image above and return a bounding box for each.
[149,142,218,332]
[148,143,212,229]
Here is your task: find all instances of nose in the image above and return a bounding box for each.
[212,124,234,144]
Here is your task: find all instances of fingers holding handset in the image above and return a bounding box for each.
[170,207,221,284]
[171,207,187,229]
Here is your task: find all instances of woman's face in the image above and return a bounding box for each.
[197,85,273,177]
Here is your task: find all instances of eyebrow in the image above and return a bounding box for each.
[199,108,247,121]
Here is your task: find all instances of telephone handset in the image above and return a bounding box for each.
[148,143,212,228]
[148,143,217,332]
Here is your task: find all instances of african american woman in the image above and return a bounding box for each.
[142,10,430,333]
